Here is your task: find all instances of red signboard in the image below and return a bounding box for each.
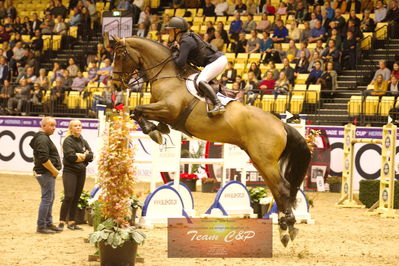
[168,218,272,258]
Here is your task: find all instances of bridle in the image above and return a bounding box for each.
[112,40,175,89]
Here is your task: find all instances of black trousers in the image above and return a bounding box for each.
[59,170,86,222]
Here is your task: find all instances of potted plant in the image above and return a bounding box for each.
[89,111,146,266]
[248,186,269,218]
[130,195,143,226]
[326,176,342,193]
[201,177,220,193]
[180,173,198,191]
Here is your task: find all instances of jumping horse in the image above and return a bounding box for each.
[111,36,311,247]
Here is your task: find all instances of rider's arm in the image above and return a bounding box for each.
[173,38,195,68]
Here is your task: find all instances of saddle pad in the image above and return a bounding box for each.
[185,73,236,105]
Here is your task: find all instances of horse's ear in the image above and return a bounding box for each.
[103,32,110,47]
[112,35,121,43]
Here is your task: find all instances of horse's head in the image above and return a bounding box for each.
[111,36,141,89]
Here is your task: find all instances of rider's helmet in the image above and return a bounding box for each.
[166,17,189,32]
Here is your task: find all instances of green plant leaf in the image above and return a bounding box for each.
[97,223,105,231]
[107,232,115,246]
[102,218,114,230]
[113,233,123,247]
[119,229,130,240]
[100,230,109,240]
[132,230,145,244]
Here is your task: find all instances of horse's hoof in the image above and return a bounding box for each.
[289,227,299,241]
[156,122,170,134]
[149,130,163,144]
[280,234,290,247]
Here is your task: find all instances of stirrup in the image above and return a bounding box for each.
[208,104,226,116]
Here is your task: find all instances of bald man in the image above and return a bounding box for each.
[29,117,62,234]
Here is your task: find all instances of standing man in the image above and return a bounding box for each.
[29,117,62,234]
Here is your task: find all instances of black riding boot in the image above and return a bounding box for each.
[198,81,226,116]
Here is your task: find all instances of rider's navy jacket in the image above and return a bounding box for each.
[173,32,223,68]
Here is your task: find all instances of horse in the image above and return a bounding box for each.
[111,36,311,247]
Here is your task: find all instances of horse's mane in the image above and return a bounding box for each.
[127,36,199,77]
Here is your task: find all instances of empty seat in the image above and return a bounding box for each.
[364,96,379,116]
[274,95,289,113]
[379,96,395,116]
[290,95,304,114]
[292,84,307,98]
[306,84,321,104]
[261,95,275,112]
[347,95,363,116]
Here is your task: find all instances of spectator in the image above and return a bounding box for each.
[256,13,271,33]
[206,21,216,40]
[246,0,257,15]
[281,57,295,85]
[259,31,273,53]
[348,11,361,27]
[216,22,229,44]
[235,75,246,90]
[249,62,262,80]
[29,117,62,234]
[309,20,326,43]
[67,58,80,78]
[138,6,151,27]
[44,0,56,15]
[4,17,14,34]
[58,119,93,231]
[44,77,65,114]
[346,0,361,13]
[287,21,300,42]
[341,31,357,70]
[71,71,88,92]
[318,61,338,98]
[90,85,113,116]
[53,15,67,35]
[13,16,24,34]
[392,62,399,79]
[244,71,259,98]
[95,43,110,62]
[343,19,363,41]
[313,39,325,55]
[128,72,144,92]
[334,0,347,13]
[294,50,310,75]
[87,61,98,81]
[231,32,247,54]
[324,1,335,20]
[321,11,331,32]
[51,0,68,19]
[0,56,8,84]
[0,25,10,43]
[203,33,212,43]
[215,0,228,16]
[80,7,92,40]
[266,61,280,80]
[31,30,44,56]
[372,60,391,83]
[40,15,55,35]
[85,0,98,28]
[295,2,308,23]
[229,12,242,41]
[69,7,82,27]
[389,75,399,93]
[117,0,132,11]
[6,0,16,20]
[299,21,312,43]
[31,13,42,33]
[309,12,319,29]
[326,28,342,48]
[306,60,323,85]
[381,0,399,39]
[0,1,6,20]
[0,80,13,111]
[259,70,276,94]
[287,39,298,62]
[35,68,50,91]
[203,0,216,17]
[221,61,237,84]
[93,58,112,85]
[10,32,23,49]
[296,42,311,59]
[136,23,147,37]
[6,79,31,115]
[332,9,346,34]
[367,73,388,95]
[50,62,63,83]
[272,19,288,43]
[10,41,26,75]
[210,31,225,51]
[308,51,324,72]
[273,71,290,96]
[374,0,387,23]
[321,39,341,72]
[235,0,247,14]
[246,30,260,54]
[262,0,275,15]
[276,2,287,15]
[242,14,256,33]
[275,42,287,63]
[360,9,375,32]
[30,83,43,106]
[18,66,36,87]
[61,69,73,90]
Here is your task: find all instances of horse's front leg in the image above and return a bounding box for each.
[132,101,171,144]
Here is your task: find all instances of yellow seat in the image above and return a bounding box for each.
[235,53,248,64]
[375,23,388,40]
[193,17,204,25]
[79,93,88,109]
[175,9,185,17]
[347,96,363,116]
[275,95,289,114]
[379,96,395,116]
[199,25,207,34]
[52,35,62,50]
[364,96,379,116]
[307,84,321,103]
[196,8,203,17]
[187,8,197,17]
[69,26,78,38]
[261,95,275,112]
[216,16,227,23]
[142,92,151,105]
[129,92,140,109]
[295,74,309,84]
[248,53,261,63]
[361,33,372,50]
[67,91,80,109]
[225,53,236,62]
[21,35,31,43]
[164,9,175,16]
[290,95,304,114]
[234,63,246,76]
[204,16,215,23]
[292,84,307,98]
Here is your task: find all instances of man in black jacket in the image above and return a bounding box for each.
[29,117,62,234]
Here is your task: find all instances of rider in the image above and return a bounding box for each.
[166,16,227,115]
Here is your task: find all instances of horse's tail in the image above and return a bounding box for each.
[280,123,311,207]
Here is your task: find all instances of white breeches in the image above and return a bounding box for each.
[196,55,228,85]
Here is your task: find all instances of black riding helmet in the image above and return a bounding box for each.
[166,17,189,32]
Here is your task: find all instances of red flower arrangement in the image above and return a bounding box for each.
[180,173,198,180]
